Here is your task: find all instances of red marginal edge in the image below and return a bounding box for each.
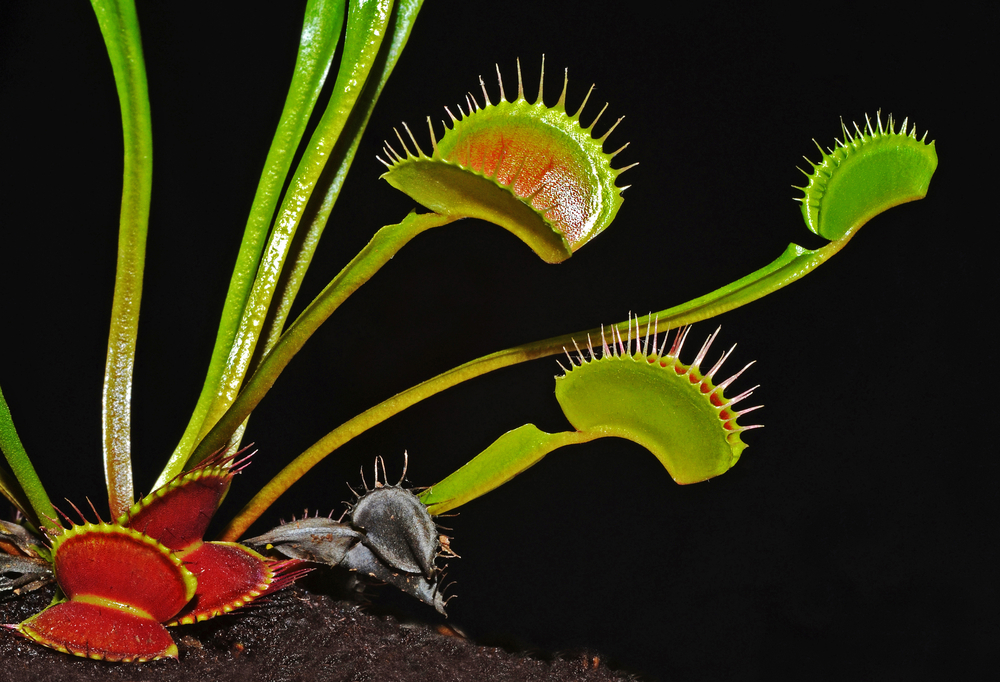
[17,601,178,662]
[120,447,253,550]
[168,542,273,625]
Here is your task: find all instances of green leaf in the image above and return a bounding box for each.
[380,59,630,263]
[0,382,56,531]
[189,0,396,469]
[420,425,588,515]
[256,0,427,392]
[90,0,153,517]
[158,0,347,488]
[420,324,761,514]
[218,115,936,540]
[554,325,756,484]
[797,114,937,242]
[218,1,427,473]
[624,114,938,331]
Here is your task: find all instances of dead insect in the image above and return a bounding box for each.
[246,455,452,614]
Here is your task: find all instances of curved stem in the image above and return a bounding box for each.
[90,0,152,517]
[258,0,425,365]
[419,425,597,515]
[219,231,854,540]
[0,383,56,531]
[190,211,456,470]
[156,0,347,489]
[216,0,424,464]
[189,0,395,465]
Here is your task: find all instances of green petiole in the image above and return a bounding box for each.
[156,0,348,489]
[0,382,57,531]
[89,0,153,518]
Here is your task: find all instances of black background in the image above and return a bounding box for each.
[0,2,990,680]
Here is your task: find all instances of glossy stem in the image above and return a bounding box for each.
[420,425,597,515]
[223,0,422,460]
[190,0,394,466]
[90,0,152,518]
[156,0,347,489]
[190,211,456,471]
[219,231,852,540]
[258,0,424,366]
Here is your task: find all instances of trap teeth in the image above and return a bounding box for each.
[380,58,630,264]
[556,317,760,484]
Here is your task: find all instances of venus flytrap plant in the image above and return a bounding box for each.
[0,0,938,665]
[379,59,631,262]
[185,56,629,469]
[419,320,762,516]
[13,451,304,661]
[218,108,937,542]
[2,0,431,661]
[17,523,197,662]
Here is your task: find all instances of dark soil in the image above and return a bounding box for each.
[0,583,637,682]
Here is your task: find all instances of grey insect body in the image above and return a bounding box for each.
[244,458,451,614]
